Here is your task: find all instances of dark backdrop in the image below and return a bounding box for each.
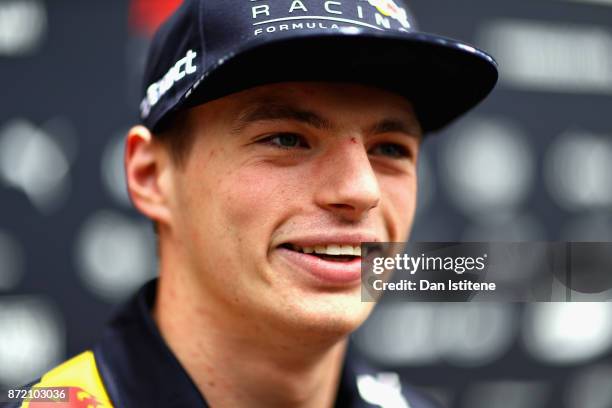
[1,1,611,407]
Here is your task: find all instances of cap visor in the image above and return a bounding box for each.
[185,30,498,133]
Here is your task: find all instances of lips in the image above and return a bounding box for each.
[273,235,378,286]
[282,243,361,257]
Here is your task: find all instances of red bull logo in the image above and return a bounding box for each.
[27,387,110,408]
[364,0,411,28]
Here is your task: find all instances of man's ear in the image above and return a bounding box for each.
[125,126,173,226]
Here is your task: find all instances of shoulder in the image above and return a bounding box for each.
[3,351,113,408]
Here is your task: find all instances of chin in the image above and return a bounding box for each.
[279,291,376,338]
[253,260,377,338]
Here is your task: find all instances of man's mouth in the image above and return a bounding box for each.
[273,234,376,285]
[280,243,361,262]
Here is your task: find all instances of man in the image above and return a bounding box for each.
[4,0,497,407]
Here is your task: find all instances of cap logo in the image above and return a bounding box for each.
[364,0,411,28]
[140,49,197,118]
[251,0,411,36]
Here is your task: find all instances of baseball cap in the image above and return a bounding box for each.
[139,0,498,134]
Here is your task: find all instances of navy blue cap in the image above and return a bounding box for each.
[140,0,498,133]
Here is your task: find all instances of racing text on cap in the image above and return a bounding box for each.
[251,0,413,36]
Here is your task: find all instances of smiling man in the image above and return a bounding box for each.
[4,1,497,407]
[132,82,422,408]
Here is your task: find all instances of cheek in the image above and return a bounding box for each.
[175,160,293,277]
[215,163,306,241]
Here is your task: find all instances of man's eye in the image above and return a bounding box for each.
[370,143,410,158]
[260,133,308,149]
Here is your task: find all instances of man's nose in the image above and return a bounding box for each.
[314,139,381,222]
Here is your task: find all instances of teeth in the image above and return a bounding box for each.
[327,244,341,255]
[341,245,353,255]
[297,244,361,256]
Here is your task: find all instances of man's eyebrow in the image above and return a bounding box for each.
[231,102,334,134]
[369,118,422,139]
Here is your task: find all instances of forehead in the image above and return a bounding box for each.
[188,82,421,132]
[238,82,415,115]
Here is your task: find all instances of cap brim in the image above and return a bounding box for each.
[184,30,498,133]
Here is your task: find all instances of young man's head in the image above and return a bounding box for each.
[125,0,497,339]
[126,81,421,337]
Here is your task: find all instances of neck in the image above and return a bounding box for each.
[153,266,348,408]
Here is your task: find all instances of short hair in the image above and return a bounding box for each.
[153,109,196,169]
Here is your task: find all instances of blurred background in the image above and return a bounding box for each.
[0,0,611,407]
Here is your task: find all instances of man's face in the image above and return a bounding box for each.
[166,82,421,336]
